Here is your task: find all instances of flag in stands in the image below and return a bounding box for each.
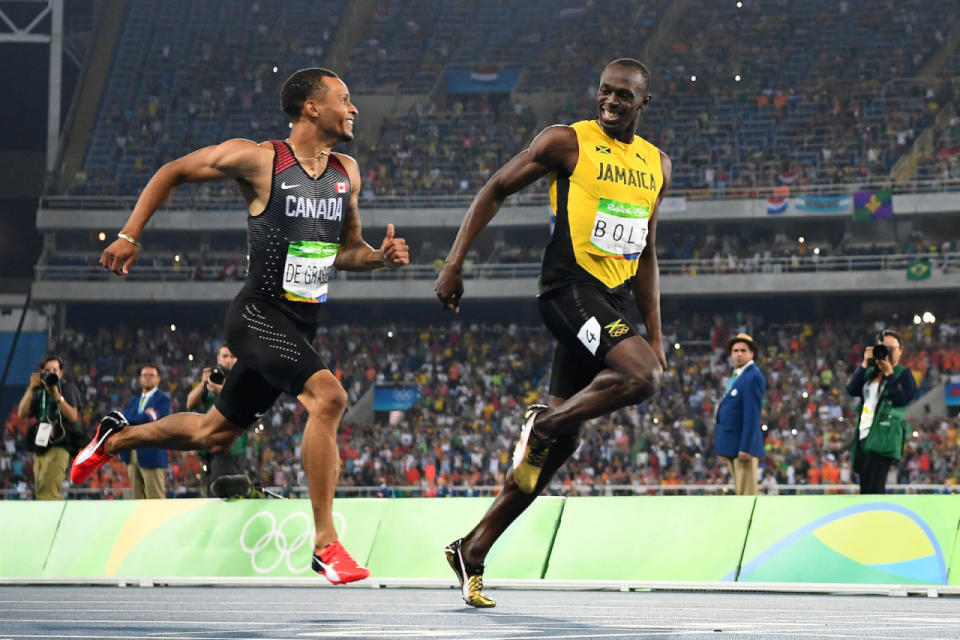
[853,189,893,221]
[906,258,932,280]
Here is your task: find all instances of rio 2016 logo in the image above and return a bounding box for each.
[240,510,346,574]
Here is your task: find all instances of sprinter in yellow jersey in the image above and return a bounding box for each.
[436,59,671,607]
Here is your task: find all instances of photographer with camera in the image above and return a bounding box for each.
[186,344,252,497]
[16,355,83,500]
[847,329,916,494]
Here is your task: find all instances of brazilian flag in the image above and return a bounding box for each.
[906,257,932,280]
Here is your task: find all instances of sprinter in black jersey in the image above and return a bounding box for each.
[71,68,408,584]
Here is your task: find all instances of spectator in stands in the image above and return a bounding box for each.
[118,365,171,499]
[847,329,916,494]
[16,355,83,500]
[714,333,766,495]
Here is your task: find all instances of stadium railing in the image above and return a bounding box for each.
[34,253,960,281]
[38,178,960,210]
[1,483,955,500]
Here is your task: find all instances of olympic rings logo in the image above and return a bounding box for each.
[240,510,346,574]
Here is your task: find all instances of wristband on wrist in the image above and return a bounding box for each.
[117,232,140,247]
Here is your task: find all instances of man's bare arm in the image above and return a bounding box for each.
[101,139,268,275]
[333,155,409,271]
[436,125,578,310]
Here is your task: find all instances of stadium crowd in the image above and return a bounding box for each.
[47,0,960,199]
[3,316,958,499]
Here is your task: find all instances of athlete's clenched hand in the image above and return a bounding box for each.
[100,237,139,276]
[381,224,409,268]
[435,263,464,313]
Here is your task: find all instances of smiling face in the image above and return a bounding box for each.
[309,76,357,142]
[596,63,651,140]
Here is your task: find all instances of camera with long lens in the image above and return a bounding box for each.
[39,370,59,387]
[209,365,226,386]
[868,343,890,368]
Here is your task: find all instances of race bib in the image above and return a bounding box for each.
[588,198,650,260]
[283,241,339,303]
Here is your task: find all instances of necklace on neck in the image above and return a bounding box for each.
[286,140,330,161]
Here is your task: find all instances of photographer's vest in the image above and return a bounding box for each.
[852,364,909,462]
[30,388,74,449]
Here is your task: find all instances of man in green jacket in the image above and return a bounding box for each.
[847,329,916,494]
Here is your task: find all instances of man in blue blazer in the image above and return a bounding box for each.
[715,333,766,495]
[119,364,171,499]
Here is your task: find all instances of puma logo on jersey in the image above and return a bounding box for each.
[285,196,343,220]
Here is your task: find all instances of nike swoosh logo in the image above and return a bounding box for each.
[317,560,340,583]
[74,427,115,464]
[281,182,300,190]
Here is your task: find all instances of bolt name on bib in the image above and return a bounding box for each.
[285,196,343,220]
[588,198,650,260]
[283,241,340,303]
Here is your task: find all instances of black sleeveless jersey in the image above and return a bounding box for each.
[241,140,351,323]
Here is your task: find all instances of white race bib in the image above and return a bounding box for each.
[588,198,650,260]
[283,241,339,303]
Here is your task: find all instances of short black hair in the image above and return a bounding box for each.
[606,58,652,92]
[141,364,161,376]
[281,68,339,120]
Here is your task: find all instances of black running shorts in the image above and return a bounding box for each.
[215,294,327,428]
[538,282,640,399]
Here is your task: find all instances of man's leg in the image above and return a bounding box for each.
[296,369,348,550]
[128,452,145,499]
[532,336,662,440]
[733,457,758,495]
[106,409,241,454]
[461,395,582,566]
[725,459,737,493]
[34,449,61,500]
[143,467,166,499]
